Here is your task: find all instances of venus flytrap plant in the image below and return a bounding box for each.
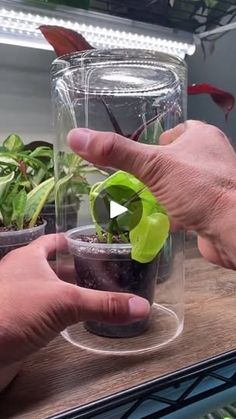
[89,170,170,263]
[130,212,170,263]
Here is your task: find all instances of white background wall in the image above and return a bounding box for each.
[0,44,54,144]
[0,33,235,146]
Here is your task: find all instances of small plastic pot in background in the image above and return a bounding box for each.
[42,203,78,234]
[0,221,47,259]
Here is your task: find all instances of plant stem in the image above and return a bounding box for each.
[107,231,113,244]
[95,222,104,242]
[101,98,124,136]
[112,219,129,243]
[120,232,129,243]
[107,220,114,244]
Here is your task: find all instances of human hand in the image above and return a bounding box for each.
[68,120,236,269]
[0,234,149,368]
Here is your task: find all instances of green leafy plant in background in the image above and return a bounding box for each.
[90,171,170,263]
[0,133,93,230]
[29,145,91,206]
[0,134,55,229]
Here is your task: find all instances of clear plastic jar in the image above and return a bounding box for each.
[51,49,186,355]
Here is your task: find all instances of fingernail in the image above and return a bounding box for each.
[128,296,150,320]
[67,128,91,152]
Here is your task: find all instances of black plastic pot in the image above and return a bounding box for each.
[67,226,159,338]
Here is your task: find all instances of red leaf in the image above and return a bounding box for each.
[39,25,94,57]
[188,83,235,120]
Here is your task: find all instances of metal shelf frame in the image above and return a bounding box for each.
[49,350,236,419]
[78,0,236,34]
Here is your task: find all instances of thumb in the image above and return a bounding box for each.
[57,282,150,327]
[67,128,158,179]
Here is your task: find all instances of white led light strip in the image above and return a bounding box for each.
[0,8,195,58]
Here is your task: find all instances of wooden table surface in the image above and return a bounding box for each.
[1,239,236,419]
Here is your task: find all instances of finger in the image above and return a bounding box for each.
[197,236,223,267]
[159,120,206,145]
[159,123,186,145]
[29,233,67,258]
[67,128,156,176]
[60,283,150,325]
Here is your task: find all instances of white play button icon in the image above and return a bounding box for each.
[110,201,128,219]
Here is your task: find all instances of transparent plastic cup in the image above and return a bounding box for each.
[67,225,159,338]
[0,221,46,259]
[51,49,186,355]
